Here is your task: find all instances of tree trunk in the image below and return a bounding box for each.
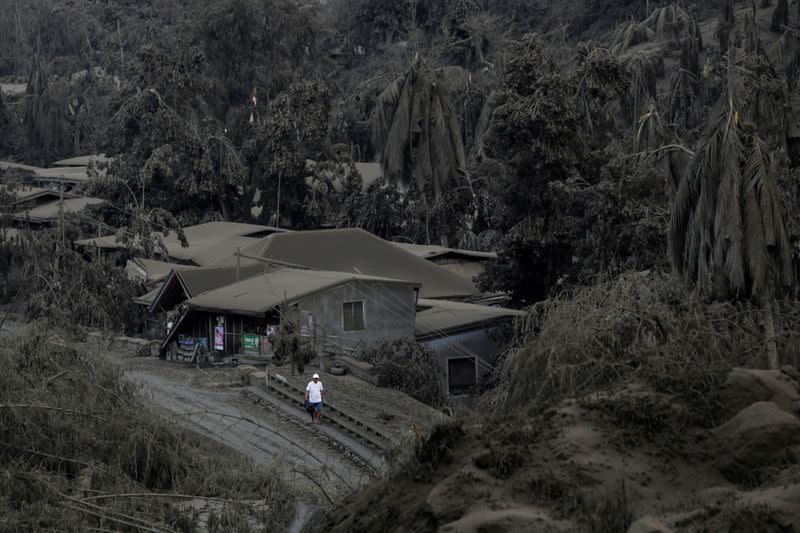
[219,196,231,221]
[761,295,779,369]
[241,181,259,223]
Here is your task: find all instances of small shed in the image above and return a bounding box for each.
[161,268,419,358]
[415,298,523,396]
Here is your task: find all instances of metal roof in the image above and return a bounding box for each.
[392,242,497,261]
[415,298,523,340]
[76,221,288,266]
[213,228,479,299]
[185,268,419,316]
[52,154,111,167]
[147,262,271,312]
[12,197,104,223]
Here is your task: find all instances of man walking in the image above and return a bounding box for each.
[304,373,324,424]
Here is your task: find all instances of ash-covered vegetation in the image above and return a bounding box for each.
[3,0,800,531]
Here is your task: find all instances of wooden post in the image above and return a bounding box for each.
[59,186,65,248]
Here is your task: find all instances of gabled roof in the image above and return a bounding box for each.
[127,258,191,284]
[147,262,271,312]
[176,263,270,297]
[77,221,289,266]
[415,298,524,340]
[214,228,479,299]
[133,283,164,306]
[1,185,80,208]
[12,197,104,224]
[392,242,497,261]
[185,268,419,316]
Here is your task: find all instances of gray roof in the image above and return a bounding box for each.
[175,263,270,297]
[77,221,288,266]
[0,160,96,183]
[133,283,163,306]
[392,242,497,261]
[415,298,524,339]
[127,258,191,284]
[355,162,383,189]
[0,185,79,209]
[0,160,40,175]
[186,268,419,316]
[12,197,104,223]
[146,262,272,312]
[214,228,479,299]
[53,154,111,167]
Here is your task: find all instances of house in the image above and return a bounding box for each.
[213,228,479,299]
[391,242,497,282]
[0,159,101,189]
[161,268,419,357]
[77,221,290,266]
[3,185,80,210]
[415,298,523,396]
[11,196,104,226]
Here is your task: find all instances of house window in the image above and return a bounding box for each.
[447,357,477,395]
[343,301,365,331]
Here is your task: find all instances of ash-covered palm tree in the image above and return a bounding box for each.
[371,54,472,246]
[669,48,793,369]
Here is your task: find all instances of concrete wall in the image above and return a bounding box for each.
[421,326,502,396]
[293,280,416,355]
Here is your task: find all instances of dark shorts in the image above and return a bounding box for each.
[309,401,322,413]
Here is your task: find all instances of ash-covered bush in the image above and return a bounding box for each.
[0,325,293,531]
[494,272,800,426]
[361,339,444,408]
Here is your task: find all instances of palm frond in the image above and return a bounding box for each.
[712,117,744,295]
[741,136,769,297]
[437,83,467,175]
[769,27,800,68]
[370,77,405,152]
[382,77,414,187]
[435,66,471,95]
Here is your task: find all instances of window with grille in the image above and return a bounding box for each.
[342,301,365,331]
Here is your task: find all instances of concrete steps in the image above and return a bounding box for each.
[262,372,395,454]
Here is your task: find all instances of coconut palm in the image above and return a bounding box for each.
[371,54,472,245]
[635,99,692,193]
[669,48,793,369]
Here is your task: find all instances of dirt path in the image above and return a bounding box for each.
[110,351,374,504]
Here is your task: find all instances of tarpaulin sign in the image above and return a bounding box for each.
[243,334,259,355]
[214,326,224,351]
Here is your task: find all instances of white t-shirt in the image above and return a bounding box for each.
[306,381,324,403]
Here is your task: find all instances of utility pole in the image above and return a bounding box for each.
[97,219,102,262]
[275,172,282,229]
[235,247,240,281]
